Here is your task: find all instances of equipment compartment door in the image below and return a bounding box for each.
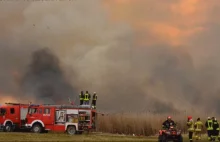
[42,108,54,129]
[8,107,18,124]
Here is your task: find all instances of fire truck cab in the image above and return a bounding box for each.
[25,104,97,135]
[0,103,29,132]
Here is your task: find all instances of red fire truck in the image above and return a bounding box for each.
[25,104,97,135]
[0,103,30,132]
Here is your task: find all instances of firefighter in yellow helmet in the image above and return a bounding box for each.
[187,116,194,142]
[205,116,213,141]
[194,117,203,140]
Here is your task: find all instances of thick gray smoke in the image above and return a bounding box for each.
[0,0,220,115]
[21,48,76,104]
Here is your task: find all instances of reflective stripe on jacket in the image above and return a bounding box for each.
[187,120,194,132]
[213,120,219,130]
[206,120,213,130]
[79,94,84,100]
[84,93,89,101]
[194,121,203,131]
[93,95,97,100]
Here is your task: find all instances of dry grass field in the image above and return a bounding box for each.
[0,132,155,142]
[0,111,213,141]
[96,111,212,136]
[0,132,209,142]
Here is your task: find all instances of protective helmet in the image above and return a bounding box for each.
[188,116,192,120]
[94,92,96,94]
[208,117,211,119]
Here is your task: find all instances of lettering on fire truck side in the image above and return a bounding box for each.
[43,114,50,116]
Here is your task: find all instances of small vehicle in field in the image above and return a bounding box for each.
[158,125,183,142]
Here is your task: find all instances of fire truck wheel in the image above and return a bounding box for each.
[67,126,76,135]
[4,123,13,132]
[32,124,42,133]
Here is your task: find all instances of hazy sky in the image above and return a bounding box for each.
[1,0,220,114]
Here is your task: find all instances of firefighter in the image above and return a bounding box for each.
[88,91,91,104]
[84,91,90,105]
[205,117,214,141]
[194,117,203,140]
[187,116,194,142]
[79,91,84,105]
[162,116,176,129]
[212,117,220,141]
[92,92,97,109]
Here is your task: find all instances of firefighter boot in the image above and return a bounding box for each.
[212,136,216,141]
[195,135,198,140]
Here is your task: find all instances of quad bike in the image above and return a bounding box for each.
[158,125,183,142]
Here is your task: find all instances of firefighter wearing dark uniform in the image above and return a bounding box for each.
[187,116,194,142]
[84,91,90,105]
[205,117,213,141]
[79,91,84,105]
[162,116,176,130]
[212,117,220,141]
[92,92,97,109]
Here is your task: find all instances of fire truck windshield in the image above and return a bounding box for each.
[28,108,38,114]
[0,108,6,115]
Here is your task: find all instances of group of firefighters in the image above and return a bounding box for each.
[163,116,220,141]
[187,116,220,141]
[79,91,98,109]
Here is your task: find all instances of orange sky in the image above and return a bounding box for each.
[0,95,18,104]
[103,0,214,46]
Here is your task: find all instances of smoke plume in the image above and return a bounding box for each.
[0,0,220,114]
[21,48,76,104]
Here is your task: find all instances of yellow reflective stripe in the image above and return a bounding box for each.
[79,94,84,100]
[84,94,89,100]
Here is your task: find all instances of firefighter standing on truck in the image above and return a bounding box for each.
[194,117,203,140]
[79,91,84,105]
[84,91,90,105]
[187,116,194,142]
[92,92,97,109]
[212,117,220,141]
[205,117,213,141]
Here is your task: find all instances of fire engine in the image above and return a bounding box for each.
[0,103,30,132]
[25,104,97,135]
